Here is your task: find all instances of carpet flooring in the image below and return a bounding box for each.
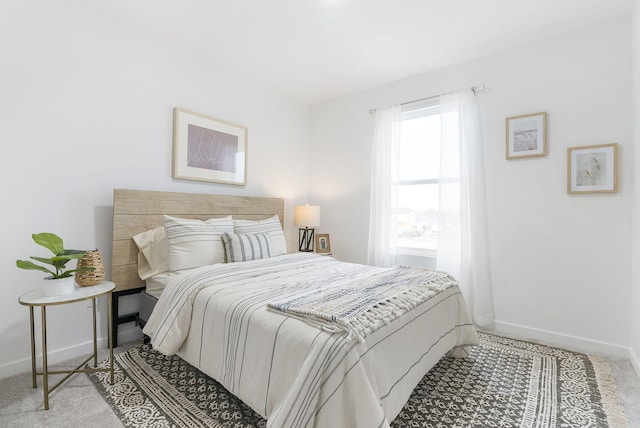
[87,332,631,427]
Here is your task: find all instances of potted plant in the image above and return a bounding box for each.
[16,233,90,296]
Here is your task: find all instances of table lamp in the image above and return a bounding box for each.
[294,204,320,252]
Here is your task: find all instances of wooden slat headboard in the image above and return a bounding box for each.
[111,188,285,292]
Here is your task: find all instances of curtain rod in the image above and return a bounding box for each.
[369,83,485,115]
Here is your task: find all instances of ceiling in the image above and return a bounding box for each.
[90,0,635,104]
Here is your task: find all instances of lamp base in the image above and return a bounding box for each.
[298,228,315,252]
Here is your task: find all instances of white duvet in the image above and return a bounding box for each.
[143,253,478,428]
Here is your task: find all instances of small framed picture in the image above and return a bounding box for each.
[506,112,547,159]
[315,234,331,253]
[173,107,247,185]
[567,143,618,194]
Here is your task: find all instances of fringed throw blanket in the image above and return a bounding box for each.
[268,266,456,342]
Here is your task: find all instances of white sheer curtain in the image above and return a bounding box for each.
[437,90,494,328]
[367,105,401,268]
[367,91,494,328]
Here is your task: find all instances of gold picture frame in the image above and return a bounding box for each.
[173,107,247,185]
[315,233,331,253]
[506,112,547,159]
[567,143,618,194]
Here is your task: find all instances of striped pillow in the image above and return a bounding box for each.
[222,232,272,262]
[232,215,287,256]
[163,215,234,271]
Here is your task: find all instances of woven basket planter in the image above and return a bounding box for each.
[76,249,106,286]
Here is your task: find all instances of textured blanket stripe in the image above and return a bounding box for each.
[265,329,327,425]
[291,334,352,428]
[264,318,289,416]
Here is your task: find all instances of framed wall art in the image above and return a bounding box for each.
[315,233,331,254]
[567,143,618,194]
[506,112,547,159]
[173,107,247,185]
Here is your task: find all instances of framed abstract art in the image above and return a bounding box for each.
[173,107,247,185]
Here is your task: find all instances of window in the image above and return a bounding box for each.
[396,99,441,255]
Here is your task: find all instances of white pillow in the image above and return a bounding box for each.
[221,232,274,262]
[164,215,234,271]
[233,215,287,256]
[132,226,169,280]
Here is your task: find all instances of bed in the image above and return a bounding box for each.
[110,188,286,342]
[111,189,479,428]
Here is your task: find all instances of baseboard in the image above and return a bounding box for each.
[0,326,143,380]
[630,346,640,380]
[491,320,630,357]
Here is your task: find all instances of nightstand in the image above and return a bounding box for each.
[18,281,116,410]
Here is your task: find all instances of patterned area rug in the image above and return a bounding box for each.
[88,332,629,427]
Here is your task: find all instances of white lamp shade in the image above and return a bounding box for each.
[294,205,320,227]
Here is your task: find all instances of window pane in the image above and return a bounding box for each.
[396,184,439,250]
[398,114,441,181]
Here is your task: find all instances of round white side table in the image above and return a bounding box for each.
[18,281,116,410]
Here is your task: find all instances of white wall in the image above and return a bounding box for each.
[0,1,311,378]
[630,0,640,373]
[1,2,634,381]
[310,18,633,355]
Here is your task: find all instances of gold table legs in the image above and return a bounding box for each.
[28,296,115,410]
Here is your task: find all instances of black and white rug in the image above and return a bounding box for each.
[89,332,629,427]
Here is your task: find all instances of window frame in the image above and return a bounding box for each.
[394,98,441,258]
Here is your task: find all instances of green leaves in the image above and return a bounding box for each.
[16,260,56,277]
[32,233,65,256]
[62,250,86,256]
[16,233,88,279]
